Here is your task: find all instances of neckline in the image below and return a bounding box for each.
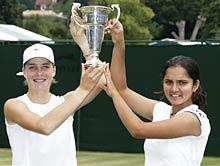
[171,104,198,116]
[25,93,53,105]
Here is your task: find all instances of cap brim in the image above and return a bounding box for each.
[16,72,24,76]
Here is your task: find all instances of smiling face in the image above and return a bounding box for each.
[163,65,199,112]
[23,57,56,91]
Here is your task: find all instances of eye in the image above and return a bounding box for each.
[28,65,37,70]
[42,65,51,68]
[164,79,173,85]
[178,80,187,85]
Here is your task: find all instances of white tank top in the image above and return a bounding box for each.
[144,102,211,166]
[5,94,77,166]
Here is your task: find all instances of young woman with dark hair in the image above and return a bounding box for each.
[102,20,211,166]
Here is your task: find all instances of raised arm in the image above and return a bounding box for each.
[4,65,105,135]
[109,20,156,120]
[103,65,201,139]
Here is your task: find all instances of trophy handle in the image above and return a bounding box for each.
[104,4,121,30]
[71,3,87,29]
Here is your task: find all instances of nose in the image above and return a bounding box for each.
[171,83,179,92]
[36,67,43,75]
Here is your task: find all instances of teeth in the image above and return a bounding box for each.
[171,94,179,97]
[34,79,45,82]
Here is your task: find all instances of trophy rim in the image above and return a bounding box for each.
[80,5,112,13]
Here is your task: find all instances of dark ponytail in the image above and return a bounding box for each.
[192,85,207,110]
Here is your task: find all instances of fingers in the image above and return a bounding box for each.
[87,68,103,81]
[104,63,111,83]
[101,84,108,94]
[82,62,106,81]
[70,3,83,30]
[79,63,107,92]
[100,63,111,95]
[102,63,118,97]
[91,63,107,80]
[81,63,86,76]
[69,15,84,38]
[71,3,81,15]
[70,14,83,26]
[108,19,122,29]
[105,19,123,36]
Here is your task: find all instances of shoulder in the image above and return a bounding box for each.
[4,97,28,124]
[4,98,22,107]
[180,105,209,122]
[178,105,211,136]
[5,94,28,106]
[4,97,27,112]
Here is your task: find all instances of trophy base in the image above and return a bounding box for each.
[84,55,102,69]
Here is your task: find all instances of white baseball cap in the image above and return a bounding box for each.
[16,43,55,76]
[23,43,55,64]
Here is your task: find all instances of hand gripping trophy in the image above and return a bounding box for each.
[70,3,120,68]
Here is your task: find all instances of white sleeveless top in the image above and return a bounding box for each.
[5,94,77,166]
[144,102,211,166]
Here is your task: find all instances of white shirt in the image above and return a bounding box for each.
[144,102,211,166]
[5,94,77,166]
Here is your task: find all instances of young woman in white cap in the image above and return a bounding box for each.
[4,43,106,166]
[102,20,211,166]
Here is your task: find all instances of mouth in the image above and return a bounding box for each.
[170,94,181,97]
[33,79,46,83]
[169,94,183,101]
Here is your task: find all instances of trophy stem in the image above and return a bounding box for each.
[84,52,102,68]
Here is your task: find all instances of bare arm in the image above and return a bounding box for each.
[64,67,104,110]
[109,20,156,120]
[4,65,105,135]
[112,94,201,139]
[103,66,201,139]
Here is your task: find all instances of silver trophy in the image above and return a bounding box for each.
[71,3,120,67]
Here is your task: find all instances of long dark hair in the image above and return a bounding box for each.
[161,55,207,110]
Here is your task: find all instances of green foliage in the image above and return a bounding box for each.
[23,16,69,40]
[200,0,220,40]
[20,0,35,9]
[94,0,155,40]
[1,0,220,41]
[146,21,163,39]
[144,0,205,24]
[53,0,74,17]
[49,21,69,39]
[142,0,208,39]
[0,0,24,26]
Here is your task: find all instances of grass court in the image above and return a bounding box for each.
[0,148,220,166]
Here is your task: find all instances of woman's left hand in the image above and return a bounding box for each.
[101,64,118,97]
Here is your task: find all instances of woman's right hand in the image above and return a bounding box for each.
[69,4,90,56]
[79,63,106,93]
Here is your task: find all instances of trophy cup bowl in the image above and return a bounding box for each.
[71,3,120,68]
